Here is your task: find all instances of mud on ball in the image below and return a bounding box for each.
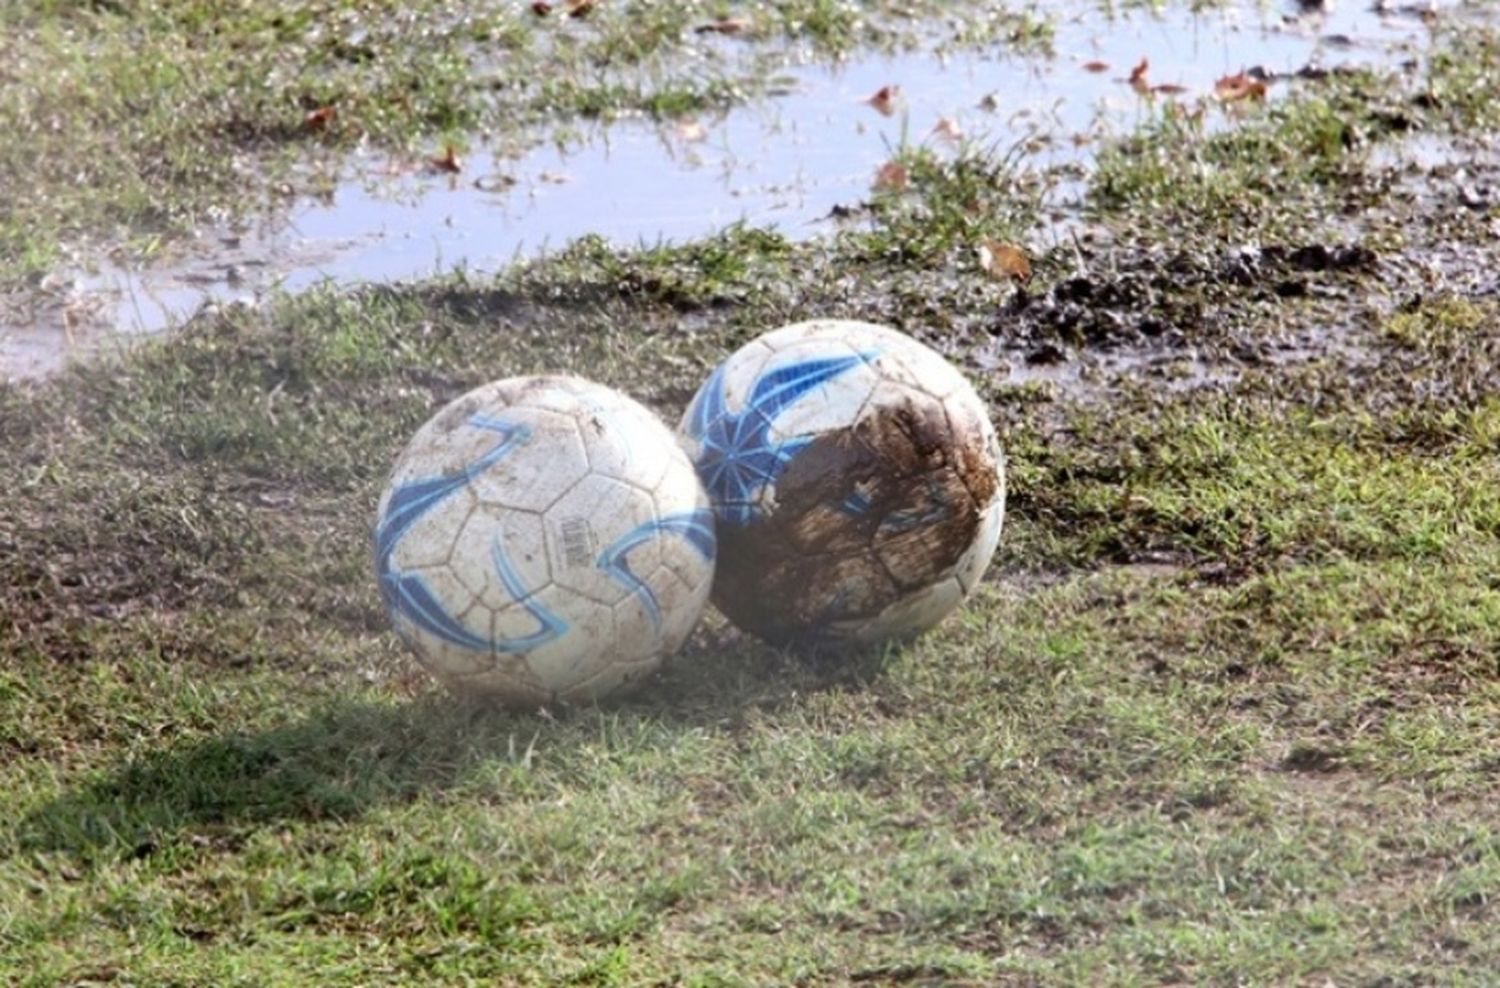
[679,320,1005,647]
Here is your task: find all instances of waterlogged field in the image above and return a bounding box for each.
[3,1,1500,985]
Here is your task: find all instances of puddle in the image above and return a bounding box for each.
[1,0,1465,381]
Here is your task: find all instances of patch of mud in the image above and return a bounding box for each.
[712,388,998,645]
[889,233,1393,407]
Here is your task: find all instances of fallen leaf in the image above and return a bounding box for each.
[695,17,751,34]
[930,116,964,143]
[303,105,336,131]
[1082,60,1110,73]
[431,144,462,174]
[538,170,571,184]
[566,0,597,17]
[531,1,552,14]
[675,119,708,142]
[978,239,1032,282]
[1129,56,1150,92]
[866,84,902,117]
[873,160,909,191]
[1215,71,1268,102]
[1151,83,1189,95]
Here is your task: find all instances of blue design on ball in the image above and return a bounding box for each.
[685,352,874,526]
[840,482,875,517]
[375,415,566,653]
[878,476,955,535]
[487,536,569,652]
[597,509,716,633]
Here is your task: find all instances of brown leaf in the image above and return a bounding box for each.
[695,17,751,34]
[1128,56,1150,93]
[1151,83,1189,96]
[566,0,597,17]
[930,116,964,143]
[1215,71,1268,102]
[978,239,1031,282]
[531,1,552,14]
[873,160,909,191]
[866,84,902,117]
[303,105,336,132]
[430,144,462,174]
[1082,60,1110,73]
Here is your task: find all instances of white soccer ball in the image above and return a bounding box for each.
[375,375,716,704]
[679,319,1004,647]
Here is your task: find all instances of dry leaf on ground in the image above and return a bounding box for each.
[304,106,335,131]
[978,239,1032,282]
[930,117,964,142]
[1215,71,1268,102]
[866,84,902,117]
[1129,56,1150,92]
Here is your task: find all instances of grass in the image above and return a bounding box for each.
[5,3,1500,985]
[1091,24,1500,242]
[5,260,1500,983]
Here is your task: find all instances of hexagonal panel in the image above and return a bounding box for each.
[755,341,880,443]
[872,468,979,590]
[521,588,615,694]
[941,389,1005,510]
[579,394,678,495]
[545,476,658,608]
[868,334,969,402]
[653,521,717,603]
[466,407,591,515]
[954,494,1005,595]
[383,482,475,571]
[454,503,553,614]
[851,576,965,644]
[611,554,710,659]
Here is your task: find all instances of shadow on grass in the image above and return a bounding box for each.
[14,633,898,861]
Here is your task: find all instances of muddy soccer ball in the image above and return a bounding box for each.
[679,319,1004,647]
[375,375,715,704]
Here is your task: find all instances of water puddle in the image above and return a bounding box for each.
[1,0,1464,381]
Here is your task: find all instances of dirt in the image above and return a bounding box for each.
[711,388,1000,646]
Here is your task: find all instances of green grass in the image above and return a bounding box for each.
[5,248,1500,982]
[1091,26,1500,240]
[6,3,1500,984]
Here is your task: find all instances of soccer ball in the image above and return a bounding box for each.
[374,375,716,704]
[679,319,1004,647]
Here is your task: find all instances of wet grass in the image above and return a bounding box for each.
[0,0,1061,288]
[5,5,1500,986]
[5,243,1500,983]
